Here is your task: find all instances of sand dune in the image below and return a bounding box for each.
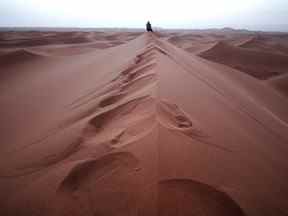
[199,41,288,79]
[238,36,288,55]
[167,33,218,54]
[267,74,288,97]
[0,31,141,57]
[0,31,141,47]
[1,31,288,216]
[0,49,43,66]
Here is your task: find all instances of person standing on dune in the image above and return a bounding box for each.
[146,21,153,32]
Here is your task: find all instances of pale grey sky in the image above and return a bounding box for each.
[1,0,288,31]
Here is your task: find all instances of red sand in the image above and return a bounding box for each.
[0,30,288,216]
[199,41,288,79]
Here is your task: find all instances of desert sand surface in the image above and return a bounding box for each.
[0,29,288,216]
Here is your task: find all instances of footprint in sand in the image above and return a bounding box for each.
[52,152,141,216]
[157,100,205,137]
[159,179,246,216]
[157,100,231,152]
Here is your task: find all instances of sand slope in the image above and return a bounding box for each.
[199,41,288,79]
[267,74,288,97]
[239,35,288,55]
[0,32,288,216]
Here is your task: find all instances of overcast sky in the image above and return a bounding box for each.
[1,0,288,31]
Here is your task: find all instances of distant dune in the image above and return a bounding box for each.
[239,36,288,55]
[199,41,288,79]
[0,49,43,65]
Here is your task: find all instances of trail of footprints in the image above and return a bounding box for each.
[68,42,211,154]
[4,37,242,216]
[6,40,220,177]
[55,40,225,192]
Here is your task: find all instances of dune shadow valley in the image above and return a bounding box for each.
[1,28,288,216]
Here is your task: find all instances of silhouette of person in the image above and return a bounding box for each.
[146,21,153,32]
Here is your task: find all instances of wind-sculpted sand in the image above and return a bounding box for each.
[0,49,44,67]
[199,41,288,79]
[1,30,288,216]
[159,179,245,216]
